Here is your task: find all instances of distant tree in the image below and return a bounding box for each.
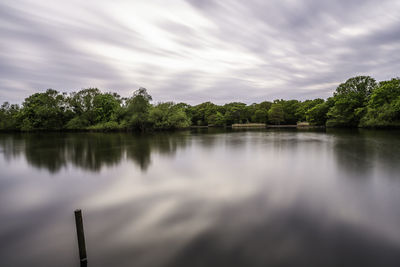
[268,103,284,125]
[253,109,268,123]
[2,75,400,131]
[296,99,324,121]
[249,101,271,123]
[20,89,69,130]
[67,88,101,127]
[306,98,334,126]
[207,111,226,126]
[360,78,400,127]
[190,102,218,126]
[0,102,20,130]
[125,88,152,130]
[327,76,377,127]
[281,100,301,124]
[92,93,121,123]
[224,102,247,125]
[149,102,191,129]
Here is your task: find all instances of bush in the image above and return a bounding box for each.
[87,121,121,131]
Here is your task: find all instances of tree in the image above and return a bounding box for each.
[190,102,219,126]
[149,102,191,129]
[327,76,377,127]
[296,99,324,122]
[20,89,69,130]
[281,100,301,124]
[306,98,334,126]
[249,101,271,123]
[268,103,284,125]
[0,102,20,130]
[224,102,247,125]
[2,75,400,131]
[124,88,152,130]
[253,109,268,123]
[207,111,226,126]
[67,88,101,127]
[92,93,121,123]
[360,78,400,127]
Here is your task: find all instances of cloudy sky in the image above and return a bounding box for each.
[1,0,399,104]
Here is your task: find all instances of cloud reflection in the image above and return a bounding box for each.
[1,130,400,267]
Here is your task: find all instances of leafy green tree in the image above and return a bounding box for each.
[224,102,247,125]
[252,109,268,123]
[360,78,400,127]
[249,101,271,123]
[207,111,226,126]
[281,100,301,124]
[67,88,101,127]
[149,102,191,129]
[175,102,192,121]
[327,76,377,127]
[124,88,152,130]
[296,99,324,121]
[0,102,20,130]
[190,102,219,126]
[306,98,334,126]
[268,103,284,125]
[20,89,69,130]
[93,93,121,123]
[2,75,400,131]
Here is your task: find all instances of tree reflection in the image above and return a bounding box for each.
[0,132,190,173]
[329,129,400,180]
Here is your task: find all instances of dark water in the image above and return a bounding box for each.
[0,129,400,267]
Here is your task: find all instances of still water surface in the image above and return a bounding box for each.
[0,129,400,267]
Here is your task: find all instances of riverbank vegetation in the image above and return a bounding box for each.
[0,76,399,131]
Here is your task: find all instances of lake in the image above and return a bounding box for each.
[0,129,400,267]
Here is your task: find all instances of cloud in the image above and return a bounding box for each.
[0,0,399,104]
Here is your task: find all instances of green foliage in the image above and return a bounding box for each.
[296,99,324,121]
[360,78,400,127]
[125,88,152,130]
[223,102,248,125]
[267,100,301,124]
[87,121,121,131]
[248,101,271,123]
[306,98,334,126]
[65,117,89,130]
[190,102,219,126]
[20,89,69,130]
[0,102,20,130]
[268,103,284,125]
[68,88,101,126]
[280,100,301,124]
[327,76,377,127]
[92,93,121,123]
[207,111,226,126]
[149,102,191,129]
[1,75,400,131]
[66,89,121,129]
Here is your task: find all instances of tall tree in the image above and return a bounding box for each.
[360,78,400,127]
[268,103,284,125]
[327,76,377,127]
[125,88,152,130]
[20,89,69,130]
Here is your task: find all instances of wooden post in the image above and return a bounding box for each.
[74,209,88,266]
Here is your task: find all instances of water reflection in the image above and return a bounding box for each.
[328,129,400,180]
[0,130,400,267]
[0,132,191,172]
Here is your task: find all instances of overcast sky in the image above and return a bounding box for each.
[1,0,399,104]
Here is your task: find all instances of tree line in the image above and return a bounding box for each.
[0,75,399,131]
